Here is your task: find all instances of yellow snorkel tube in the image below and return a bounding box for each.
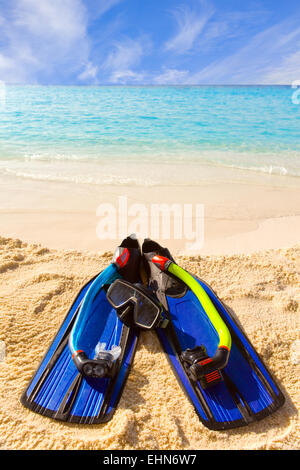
[151,255,231,383]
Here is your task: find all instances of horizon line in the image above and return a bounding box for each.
[2,83,293,87]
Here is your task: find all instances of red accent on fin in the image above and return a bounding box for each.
[199,358,213,366]
[205,370,222,383]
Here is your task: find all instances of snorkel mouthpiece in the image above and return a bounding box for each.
[72,350,115,378]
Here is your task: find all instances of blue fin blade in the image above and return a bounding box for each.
[159,278,284,430]
[21,271,138,424]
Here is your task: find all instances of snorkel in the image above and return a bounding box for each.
[69,235,140,378]
[151,255,231,383]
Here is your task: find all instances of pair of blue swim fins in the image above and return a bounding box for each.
[21,235,284,430]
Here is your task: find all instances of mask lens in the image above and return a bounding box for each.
[133,291,160,329]
[107,280,135,307]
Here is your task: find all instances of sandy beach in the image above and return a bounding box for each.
[1,161,300,256]
[0,235,299,450]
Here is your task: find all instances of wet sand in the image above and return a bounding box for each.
[1,163,300,255]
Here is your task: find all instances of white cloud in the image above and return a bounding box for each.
[154,68,189,85]
[102,37,149,84]
[184,19,300,84]
[88,0,124,18]
[78,62,98,82]
[13,0,87,40]
[262,50,300,84]
[104,39,143,71]
[110,69,145,84]
[0,54,15,72]
[0,0,93,83]
[165,0,215,54]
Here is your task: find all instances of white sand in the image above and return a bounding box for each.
[0,236,299,450]
[1,164,300,255]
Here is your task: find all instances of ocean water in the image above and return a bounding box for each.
[0,85,299,186]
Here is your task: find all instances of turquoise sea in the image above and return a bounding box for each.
[0,85,299,186]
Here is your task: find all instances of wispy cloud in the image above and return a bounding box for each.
[102,37,150,84]
[88,0,124,19]
[104,39,144,71]
[185,18,300,84]
[262,50,300,84]
[78,62,98,82]
[154,68,189,85]
[164,0,215,54]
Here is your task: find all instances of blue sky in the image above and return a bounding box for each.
[0,0,300,85]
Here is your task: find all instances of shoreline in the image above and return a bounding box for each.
[1,163,300,255]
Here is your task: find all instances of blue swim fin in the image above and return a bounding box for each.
[20,235,141,424]
[142,239,285,430]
